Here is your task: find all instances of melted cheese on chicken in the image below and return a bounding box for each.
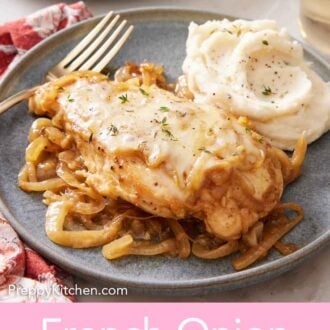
[30,72,284,240]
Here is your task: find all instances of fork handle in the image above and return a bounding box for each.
[0,86,40,115]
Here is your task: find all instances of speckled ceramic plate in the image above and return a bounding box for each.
[0,8,329,294]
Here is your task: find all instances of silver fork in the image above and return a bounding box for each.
[0,11,133,115]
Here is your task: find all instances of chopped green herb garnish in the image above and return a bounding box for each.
[262,40,269,46]
[159,106,170,112]
[162,128,176,140]
[224,28,233,34]
[119,94,128,104]
[161,117,168,125]
[160,117,177,141]
[245,127,251,134]
[262,86,273,96]
[139,88,149,96]
[67,94,74,102]
[108,124,119,136]
[199,147,212,154]
[232,25,242,37]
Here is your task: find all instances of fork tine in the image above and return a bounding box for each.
[79,20,127,71]
[58,11,113,67]
[45,72,58,82]
[92,25,134,73]
[67,14,121,71]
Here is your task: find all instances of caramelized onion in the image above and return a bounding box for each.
[232,203,304,270]
[25,136,49,163]
[102,235,134,259]
[192,240,239,259]
[168,219,191,258]
[45,201,123,248]
[18,165,66,191]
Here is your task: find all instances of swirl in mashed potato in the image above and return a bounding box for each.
[182,19,330,150]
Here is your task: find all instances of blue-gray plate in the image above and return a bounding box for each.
[0,8,329,294]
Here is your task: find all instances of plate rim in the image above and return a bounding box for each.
[0,6,329,291]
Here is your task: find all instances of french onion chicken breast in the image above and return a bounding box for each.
[29,71,287,241]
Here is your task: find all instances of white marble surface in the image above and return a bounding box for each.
[1,0,329,301]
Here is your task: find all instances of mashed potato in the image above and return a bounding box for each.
[182,19,330,150]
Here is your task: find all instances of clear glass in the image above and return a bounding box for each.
[299,0,330,55]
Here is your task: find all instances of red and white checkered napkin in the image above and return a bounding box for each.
[0,2,93,302]
[0,1,92,78]
[0,217,74,302]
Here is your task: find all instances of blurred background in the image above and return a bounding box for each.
[1,0,329,60]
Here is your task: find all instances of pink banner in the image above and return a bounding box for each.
[0,303,328,329]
